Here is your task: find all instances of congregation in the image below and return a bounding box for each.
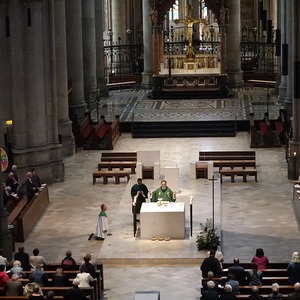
[0,246,100,299]
[2,165,45,209]
[200,247,300,300]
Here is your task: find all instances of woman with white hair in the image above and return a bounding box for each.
[267,283,283,300]
[8,260,26,278]
[201,280,219,300]
[287,252,300,285]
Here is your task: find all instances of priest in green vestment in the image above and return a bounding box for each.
[151,180,176,202]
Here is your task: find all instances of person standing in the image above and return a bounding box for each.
[14,246,30,271]
[95,204,108,240]
[151,180,176,202]
[131,178,148,221]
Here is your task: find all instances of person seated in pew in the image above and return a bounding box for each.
[251,248,269,270]
[63,279,88,300]
[225,273,239,296]
[23,274,43,296]
[228,257,247,285]
[0,264,10,287]
[267,283,284,300]
[14,246,30,271]
[73,269,95,288]
[8,260,26,278]
[288,282,300,300]
[30,248,48,271]
[5,274,24,296]
[220,284,236,300]
[61,250,77,270]
[3,185,19,206]
[79,253,97,279]
[31,264,49,287]
[287,252,300,285]
[5,171,19,194]
[201,280,220,300]
[28,285,45,299]
[45,291,55,300]
[247,262,263,286]
[201,250,223,278]
[248,286,264,300]
[202,271,220,293]
[52,267,69,287]
[151,180,176,202]
[31,168,42,189]
[0,248,9,271]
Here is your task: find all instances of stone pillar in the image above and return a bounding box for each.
[82,0,97,109]
[142,0,153,88]
[65,0,86,120]
[111,0,127,42]
[95,0,108,96]
[8,0,63,183]
[226,0,243,88]
[289,0,300,155]
[54,0,74,157]
[278,0,287,105]
[284,0,293,116]
[192,0,199,40]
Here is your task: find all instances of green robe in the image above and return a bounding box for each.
[131,183,148,213]
[151,186,175,202]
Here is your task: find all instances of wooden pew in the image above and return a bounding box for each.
[101,152,137,162]
[222,263,288,269]
[43,263,104,291]
[98,161,136,174]
[0,287,94,300]
[7,197,28,225]
[13,187,49,242]
[0,297,64,300]
[219,167,258,183]
[93,170,130,184]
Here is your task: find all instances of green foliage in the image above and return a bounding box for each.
[196,218,221,251]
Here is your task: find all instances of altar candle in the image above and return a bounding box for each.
[190,195,193,204]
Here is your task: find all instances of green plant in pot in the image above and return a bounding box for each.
[196,218,221,251]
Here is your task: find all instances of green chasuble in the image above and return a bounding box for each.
[151,187,175,202]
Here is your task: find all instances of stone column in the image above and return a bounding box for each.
[65,0,86,120]
[54,0,74,157]
[8,0,63,183]
[192,0,199,40]
[284,0,293,116]
[289,0,300,156]
[111,0,127,42]
[226,0,243,87]
[82,0,97,108]
[142,0,153,88]
[95,0,108,96]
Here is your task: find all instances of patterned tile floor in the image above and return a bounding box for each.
[17,88,298,300]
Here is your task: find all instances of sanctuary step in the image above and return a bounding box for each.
[132,121,236,138]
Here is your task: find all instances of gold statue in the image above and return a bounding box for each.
[174,5,206,59]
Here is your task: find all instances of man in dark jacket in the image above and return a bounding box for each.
[201,250,222,278]
[201,280,220,300]
[228,257,247,285]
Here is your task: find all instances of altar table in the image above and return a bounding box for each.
[140,202,185,239]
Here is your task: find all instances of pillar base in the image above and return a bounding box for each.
[69,102,87,122]
[97,79,109,97]
[141,72,153,89]
[0,211,13,261]
[58,119,75,157]
[227,70,244,88]
[278,84,287,105]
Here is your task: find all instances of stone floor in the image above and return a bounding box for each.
[16,88,299,300]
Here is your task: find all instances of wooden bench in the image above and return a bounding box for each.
[42,264,104,291]
[199,151,256,162]
[0,297,64,300]
[213,160,256,170]
[7,196,28,225]
[101,152,137,162]
[0,286,94,300]
[93,170,130,184]
[107,81,136,90]
[98,161,136,174]
[219,167,257,183]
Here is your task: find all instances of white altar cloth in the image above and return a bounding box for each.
[140,202,185,239]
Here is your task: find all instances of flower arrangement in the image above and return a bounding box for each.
[196,218,221,251]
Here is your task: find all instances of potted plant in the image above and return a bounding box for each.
[196,218,221,251]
